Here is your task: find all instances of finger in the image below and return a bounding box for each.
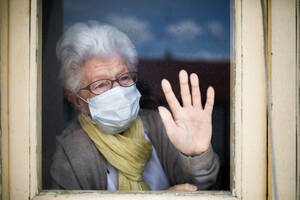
[204,86,215,115]
[158,106,177,137]
[190,73,202,109]
[179,70,191,107]
[161,79,181,115]
[168,183,197,192]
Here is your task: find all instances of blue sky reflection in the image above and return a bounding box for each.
[63,0,230,61]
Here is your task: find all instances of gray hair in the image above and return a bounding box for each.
[56,22,138,92]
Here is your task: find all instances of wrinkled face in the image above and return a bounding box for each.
[69,55,130,114]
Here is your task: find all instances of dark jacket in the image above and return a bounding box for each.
[50,109,220,190]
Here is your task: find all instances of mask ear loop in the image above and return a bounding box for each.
[76,93,99,107]
[76,94,96,120]
[76,94,89,104]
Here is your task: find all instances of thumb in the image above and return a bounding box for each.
[158,106,176,135]
[168,183,198,192]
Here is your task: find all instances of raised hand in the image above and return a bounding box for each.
[158,70,215,156]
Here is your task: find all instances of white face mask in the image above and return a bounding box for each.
[85,85,141,134]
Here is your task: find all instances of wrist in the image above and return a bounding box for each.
[182,144,211,156]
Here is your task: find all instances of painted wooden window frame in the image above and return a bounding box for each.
[268,0,298,199]
[0,0,297,200]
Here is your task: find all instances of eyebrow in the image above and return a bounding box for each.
[89,66,129,83]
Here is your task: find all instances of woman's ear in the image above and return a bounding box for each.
[67,92,89,114]
[67,92,78,106]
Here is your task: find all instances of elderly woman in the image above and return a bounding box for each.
[50,22,219,191]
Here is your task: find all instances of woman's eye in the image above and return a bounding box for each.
[96,83,106,88]
[120,75,130,81]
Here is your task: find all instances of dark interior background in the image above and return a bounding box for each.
[42,0,230,190]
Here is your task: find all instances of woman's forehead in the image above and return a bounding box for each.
[79,56,129,84]
[82,55,126,69]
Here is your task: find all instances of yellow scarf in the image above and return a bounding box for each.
[78,114,152,191]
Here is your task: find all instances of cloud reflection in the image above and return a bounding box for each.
[107,14,153,44]
[166,20,203,40]
[206,20,224,38]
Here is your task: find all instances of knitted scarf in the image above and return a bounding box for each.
[78,114,152,190]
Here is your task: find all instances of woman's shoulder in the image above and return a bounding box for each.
[56,118,92,150]
[139,108,166,142]
[139,108,164,128]
[139,108,161,122]
[51,118,107,190]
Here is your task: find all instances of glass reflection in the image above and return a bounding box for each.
[42,0,230,190]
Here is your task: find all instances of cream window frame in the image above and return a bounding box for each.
[268,0,298,199]
[0,0,298,200]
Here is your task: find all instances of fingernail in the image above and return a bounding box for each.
[180,69,186,73]
[189,185,197,191]
[161,79,168,88]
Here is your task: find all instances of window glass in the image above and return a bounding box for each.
[42,0,230,190]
